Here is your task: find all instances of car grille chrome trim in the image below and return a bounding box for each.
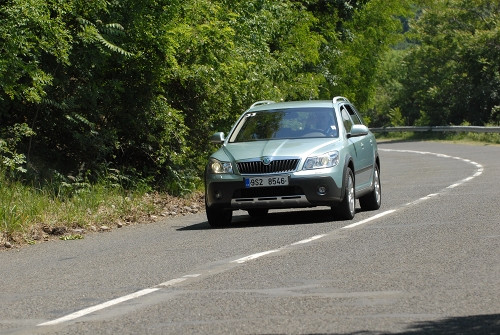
[231,195,310,208]
[237,159,300,174]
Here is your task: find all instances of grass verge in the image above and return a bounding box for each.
[1,175,203,249]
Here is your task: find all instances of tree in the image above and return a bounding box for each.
[0,0,72,174]
[329,0,413,115]
[395,0,500,126]
[0,0,72,104]
[0,0,425,194]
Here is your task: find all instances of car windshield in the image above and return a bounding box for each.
[229,107,339,143]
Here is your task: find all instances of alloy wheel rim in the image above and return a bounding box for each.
[348,175,354,214]
[374,170,381,205]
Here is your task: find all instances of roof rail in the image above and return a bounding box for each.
[332,96,350,104]
[250,100,275,108]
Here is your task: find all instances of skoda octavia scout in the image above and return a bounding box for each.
[204,97,381,227]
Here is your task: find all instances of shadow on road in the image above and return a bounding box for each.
[177,207,353,231]
[395,314,500,334]
[244,313,500,334]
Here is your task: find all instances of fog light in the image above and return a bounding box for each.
[317,186,327,195]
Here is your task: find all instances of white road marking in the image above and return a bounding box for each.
[404,193,439,207]
[158,278,188,287]
[38,288,160,326]
[232,250,281,264]
[182,274,202,278]
[38,148,484,327]
[158,273,201,287]
[342,210,397,229]
[381,149,483,193]
[291,234,327,245]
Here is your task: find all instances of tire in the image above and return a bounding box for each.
[359,165,381,211]
[205,201,232,227]
[334,167,355,220]
[247,209,269,218]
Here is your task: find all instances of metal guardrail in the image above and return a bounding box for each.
[370,126,500,133]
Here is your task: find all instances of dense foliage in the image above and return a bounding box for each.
[1,0,498,195]
[373,0,500,127]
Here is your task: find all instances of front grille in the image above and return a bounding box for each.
[237,159,300,174]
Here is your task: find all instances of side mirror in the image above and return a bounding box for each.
[210,132,225,144]
[348,125,369,138]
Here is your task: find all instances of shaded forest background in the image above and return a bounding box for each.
[1,0,499,194]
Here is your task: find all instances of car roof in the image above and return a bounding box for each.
[248,100,337,112]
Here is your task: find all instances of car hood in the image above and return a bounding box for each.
[219,138,341,162]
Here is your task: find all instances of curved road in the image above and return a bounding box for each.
[1,141,499,334]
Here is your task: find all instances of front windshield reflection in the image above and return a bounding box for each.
[230,108,339,142]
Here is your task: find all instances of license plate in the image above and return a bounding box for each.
[245,175,289,188]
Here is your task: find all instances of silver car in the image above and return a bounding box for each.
[205,97,381,227]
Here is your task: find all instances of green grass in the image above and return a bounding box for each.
[0,179,45,235]
[0,174,175,246]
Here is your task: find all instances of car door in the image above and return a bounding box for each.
[341,105,373,188]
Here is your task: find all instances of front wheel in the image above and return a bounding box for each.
[359,165,381,211]
[206,201,232,227]
[334,167,355,220]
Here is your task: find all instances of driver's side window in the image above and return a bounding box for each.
[341,107,353,133]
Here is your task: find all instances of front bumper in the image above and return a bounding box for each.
[205,172,343,210]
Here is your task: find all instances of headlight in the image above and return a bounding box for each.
[208,158,233,174]
[303,151,339,170]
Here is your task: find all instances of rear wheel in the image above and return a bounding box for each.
[359,165,381,211]
[205,200,232,227]
[334,167,355,220]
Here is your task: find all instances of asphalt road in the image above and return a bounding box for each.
[1,141,499,335]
